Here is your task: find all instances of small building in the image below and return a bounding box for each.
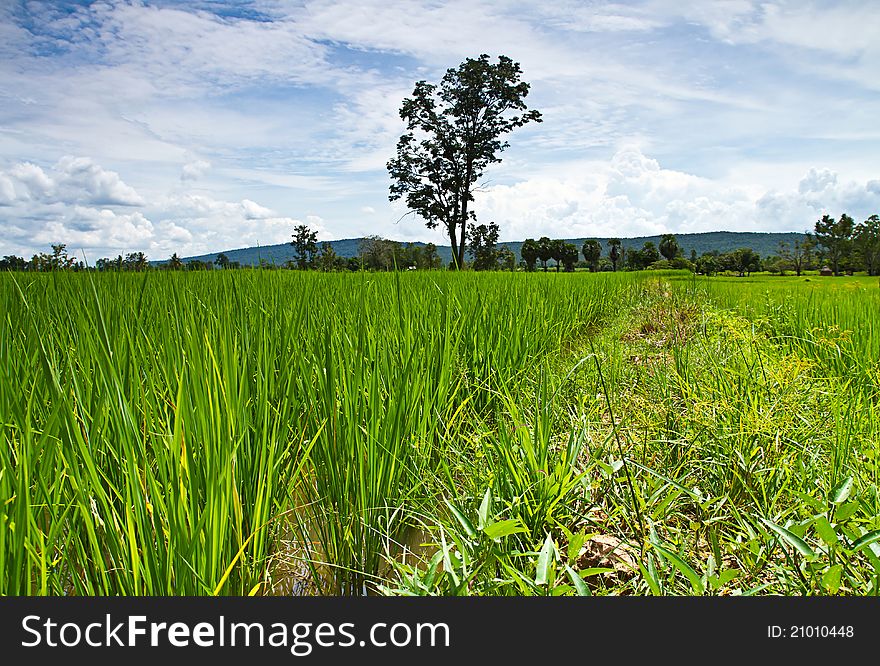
[820,266,833,276]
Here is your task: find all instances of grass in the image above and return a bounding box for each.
[1,269,878,596]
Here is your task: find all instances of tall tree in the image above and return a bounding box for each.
[123,252,148,271]
[216,252,230,269]
[726,247,761,277]
[549,238,566,272]
[467,221,500,270]
[521,238,538,271]
[422,242,441,269]
[659,233,680,261]
[318,242,338,271]
[536,236,552,271]
[608,238,621,272]
[778,235,814,277]
[0,255,28,271]
[291,224,318,270]
[854,214,880,276]
[497,245,516,271]
[168,253,183,270]
[814,213,854,276]
[387,54,542,269]
[582,239,602,272]
[561,243,579,272]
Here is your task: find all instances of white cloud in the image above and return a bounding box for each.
[31,206,155,253]
[55,156,144,206]
[181,159,211,181]
[0,157,143,206]
[0,174,15,205]
[1,1,878,256]
[473,146,880,240]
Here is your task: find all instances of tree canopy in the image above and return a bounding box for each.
[387,54,541,269]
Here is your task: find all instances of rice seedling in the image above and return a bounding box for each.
[1,268,877,596]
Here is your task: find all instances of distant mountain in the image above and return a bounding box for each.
[176,231,807,267]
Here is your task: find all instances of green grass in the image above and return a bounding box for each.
[1,269,878,596]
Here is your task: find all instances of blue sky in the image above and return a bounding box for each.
[1,0,879,259]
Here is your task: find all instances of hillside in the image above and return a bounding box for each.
[178,231,807,267]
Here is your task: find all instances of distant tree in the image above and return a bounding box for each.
[608,238,622,272]
[725,247,761,277]
[521,238,539,271]
[659,234,680,261]
[497,245,516,271]
[581,239,602,272]
[560,242,579,272]
[0,255,28,271]
[387,54,542,269]
[358,236,403,270]
[468,222,500,271]
[689,248,697,264]
[168,253,184,270]
[536,236,552,271]
[123,252,149,271]
[317,242,338,271]
[216,252,231,269]
[624,242,660,271]
[696,252,721,276]
[778,236,814,277]
[29,244,76,271]
[422,242,441,269]
[814,213,854,276]
[291,224,318,270]
[854,214,880,276]
[548,238,566,272]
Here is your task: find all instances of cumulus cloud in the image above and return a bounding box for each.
[1,1,878,257]
[181,159,211,181]
[473,146,880,240]
[0,157,143,207]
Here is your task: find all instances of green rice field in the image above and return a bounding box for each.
[1,269,878,595]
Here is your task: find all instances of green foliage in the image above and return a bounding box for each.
[582,239,602,272]
[290,224,318,270]
[387,54,541,269]
[3,268,878,598]
[659,234,680,262]
[467,222,500,271]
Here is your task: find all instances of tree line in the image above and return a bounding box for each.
[3,211,878,276]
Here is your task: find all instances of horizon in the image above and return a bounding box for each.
[2,1,879,259]
[185,228,810,256]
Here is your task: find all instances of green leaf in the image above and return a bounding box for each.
[851,529,880,552]
[792,491,824,512]
[577,567,615,577]
[565,564,590,596]
[477,487,492,531]
[760,517,816,559]
[653,542,704,595]
[822,564,843,594]
[640,556,662,596]
[445,500,477,539]
[836,501,859,522]
[717,569,740,585]
[483,518,528,541]
[567,531,589,564]
[831,476,854,504]
[813,515,839,547]
[535,534,555,586]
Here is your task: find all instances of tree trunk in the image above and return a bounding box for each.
[448,225,459,270]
